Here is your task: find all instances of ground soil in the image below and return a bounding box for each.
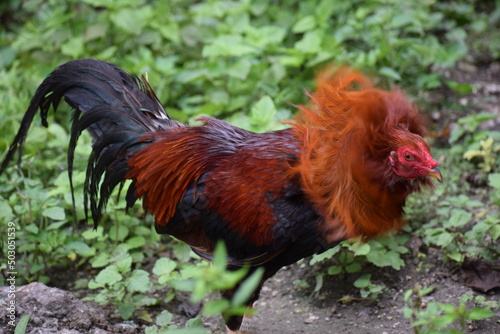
[1,60,500,334]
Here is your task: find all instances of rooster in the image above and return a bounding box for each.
[0,59,441,332]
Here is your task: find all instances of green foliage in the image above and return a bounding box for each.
[311,235,409,272]
[463,137,500,173]
[172,242,264,321]
[353,274,386,300]
[412,112,500,265]
[86,245,156,319]
[310,235,408,294]
[404,286,497,334]
[144,311,207,334]
[85,242,262,321]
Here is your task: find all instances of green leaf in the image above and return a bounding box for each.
[25,224,39,235]
[203,299,230,316]
[127,269,151,293]
[82,226,105,240]
[403,306,412,319]
[109,225,129,242]
[212,241,228,270]
[391,13,413,28]
[46,221,68,230]
[379,67,401,81]
[292,15,317,33]
[310,244,341,265]
[315,0,337,23]
[250,96,276,126]
[163,328,208,334]
[446,251,464,263]
[430,312,458,328]
[457,112,496,132]
[446,209,472,228]
[345,262,362,273]
[354,274,371,288]
[154,257,177,274]
[0,200,13,221]
[403,289,413,302]
[202,35,256,57]
[366,249,405,270]
[156,310,173,326]
[467,307,495,320]
[115,254,133,274]
[228,58,252,80]
[42,206,66,221]
[61,37,84,58]
[327,265,342,275]
[185,317,204,328]
[14,314,30,334]
[488,173,500,189]
[80,0,142,8]
[110,7,152,34]
[135,295,158,307]
[231,268,264,307]
[117,302,135,320]
[94,265,122,287]
[313,273,324,293]
[491,224,500,240]
[126,236,146,249]
[91,252,110,268]
[294,29,323,53]
[145,325,158,334]
[420,286,436,296]
[435,232,454,247]
[353,243,370,256]
[66,241,95,257]
[445,80,473,94]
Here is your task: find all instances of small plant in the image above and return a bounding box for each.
[488,173,500,207]
[403,285,496,334]
[311,235,409,275]
[306,235,408,301]
[353,274,386,300]
[419,192,500,264]
[464,137,500,173]
[144,311,206,334]
[172,242,264,324]
[86,241,263,323]
[87,244,156,319]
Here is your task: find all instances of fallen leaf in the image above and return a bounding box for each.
[461,259,500,292]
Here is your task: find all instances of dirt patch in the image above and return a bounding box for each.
[246,251,499,334]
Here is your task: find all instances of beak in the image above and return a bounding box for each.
[427,167,443,182]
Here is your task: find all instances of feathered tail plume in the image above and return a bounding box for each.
[0,59,181,225]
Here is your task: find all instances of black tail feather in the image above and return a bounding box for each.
[0,59,181,225]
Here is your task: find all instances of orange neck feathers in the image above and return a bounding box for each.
[290,67,426,240]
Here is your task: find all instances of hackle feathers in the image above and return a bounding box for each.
[291,67,428,239]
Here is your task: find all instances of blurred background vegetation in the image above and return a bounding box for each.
[0,0,499,332]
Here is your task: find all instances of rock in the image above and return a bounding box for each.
[304,314,319,324]
[0,282,117,334]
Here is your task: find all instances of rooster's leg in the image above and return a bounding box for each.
[223,279,265,334]
[226,315,255,334]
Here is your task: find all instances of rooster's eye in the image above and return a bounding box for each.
[404,153,414,161]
